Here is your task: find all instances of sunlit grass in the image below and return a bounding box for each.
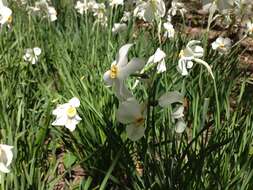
[0,1,252,189]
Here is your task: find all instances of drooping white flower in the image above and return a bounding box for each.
[147,48,166,73]
[120,11,131,23]
[103,44,145,100]
[112,23,127,34]
[109,0,124,7]
[163,22,175,39]
[47,6,57,22]
[134,0,166,22]
[177,40,214,79]
[116,98,146,141]
[168,0,187,16]
[0,144,13,173]
[52,97,82,132]
[0,3,12,27]
[29,1,57,22]
[211,37,231,54]
[23,47,41,65]
[158,91,186,133]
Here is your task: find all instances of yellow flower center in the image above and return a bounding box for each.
[7,16,12,24]
[110,65,118,79]
[66,106,77,118]
[135,117,145,126]
[219,43,225,49]
[179,50,184,58]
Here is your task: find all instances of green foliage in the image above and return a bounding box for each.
[0,1,252,190]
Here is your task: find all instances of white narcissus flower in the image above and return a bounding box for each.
[147,48,166,73]
[211,37,231,54]
[92,3,108,27]
[120,11,131,23]
[112,23,127,34]
[47,6,57,22]
[163,22,175,39]
[177,40,214,79]
[158,91,186,133]
[168,0,187,16]
[246,21,253,35]
[0,144,13,173]
[0,3,12,26]
[23,47,41,65]
[52,97,82,132]
[103,44,145,100]
[116,98,146,141]
[75,0,96,15]
[134,0,166,22]
[109,0,124,7]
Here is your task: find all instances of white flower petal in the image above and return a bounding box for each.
[153,48,166,63]
[112,23,127,34]
[52,115,68,126]
[116,98,142,124]
[33,47,41,56]
[177,59,189,76]
[157,59,166,73]
[68,97,80,107]
[156,0,166,17]
[0,144,13,167]
[116,44,133,67]
[65,119,78,132]
[126,124,145,141]
[114,80,133,101]
[186,61,193,69]
[118,58,145,79]
[0,162,10,173]
[211,41,220,50]
[103,70,114,86]
[175,118,186,133]
[31,58,37,65]
[171,105,184,119]
[158,91,184,107]
[192,45,204,58]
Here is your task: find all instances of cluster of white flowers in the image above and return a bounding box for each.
[28,0,57,22]
[102,42,201,141]
[23,47,41,64]
[133,0,166,22]
[75,0,108,27]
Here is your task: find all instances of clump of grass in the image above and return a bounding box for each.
[0,1,252,190]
